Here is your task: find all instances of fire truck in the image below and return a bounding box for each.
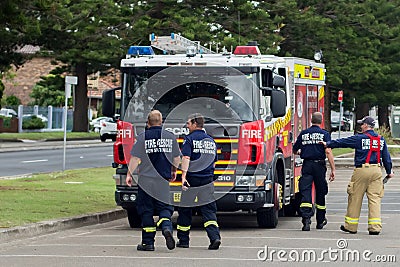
[102,34,325,228]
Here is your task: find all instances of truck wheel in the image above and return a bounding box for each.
[257,207,278,228]
[283,192,301,217]
[257,182,279,228]
[127,208,141,228]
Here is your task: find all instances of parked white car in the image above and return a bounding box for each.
[90,116,109,132]
[0,108,18,117]
[99,118,117,142]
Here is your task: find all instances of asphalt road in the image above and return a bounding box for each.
[0,145,114,177]
[0,167,399,267]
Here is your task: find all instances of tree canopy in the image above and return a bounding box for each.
[1,0,400,131]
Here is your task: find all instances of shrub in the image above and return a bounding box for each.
[22,116,45,129]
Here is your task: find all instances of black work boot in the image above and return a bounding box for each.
[137,243,155,251]
[302,218,311,231]
[176,241,189,248]
[316,218,328,229]
[162,229,175,250]
[208,239,221,250]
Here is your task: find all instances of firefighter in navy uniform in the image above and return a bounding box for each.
[177,113,221,250]
[126,110,181,251]
[324,116,394,235]
[293,112,336,231]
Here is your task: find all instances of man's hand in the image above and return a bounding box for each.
[170,170,177,182]
[329,170,335,182]
[383,173,394,184]
[182,178,190,191]
[126,173,133,187]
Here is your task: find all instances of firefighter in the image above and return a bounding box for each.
[126,110,181,251]
[293,112,336,231]
[324,116,394,235]
[177,113,221,250]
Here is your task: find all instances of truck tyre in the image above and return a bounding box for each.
[283,192,301,217]
[257,182,279,228]
[127,208,141,228]
[257,207,278,228]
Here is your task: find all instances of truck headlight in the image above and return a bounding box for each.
[235,175,265,186]
[235,176,256,186]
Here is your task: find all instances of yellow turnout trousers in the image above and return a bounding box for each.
[345,164,384,233]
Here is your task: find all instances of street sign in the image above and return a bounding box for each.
[338,90,343,102]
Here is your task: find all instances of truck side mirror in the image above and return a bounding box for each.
[102,87,120,117]
[273,75,285,88]
[271,89,286,117]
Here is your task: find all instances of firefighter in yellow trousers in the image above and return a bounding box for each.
[323,116,394,235]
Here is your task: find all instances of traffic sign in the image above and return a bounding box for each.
[338,90,343,102]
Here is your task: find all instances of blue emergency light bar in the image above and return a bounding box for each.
[127,46,155,56]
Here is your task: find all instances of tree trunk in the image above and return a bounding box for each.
[378,104,390,131]
[354,102,370,133]
[324,84,331,132]
[72,62,88,132]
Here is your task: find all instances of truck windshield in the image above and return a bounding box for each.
[123,66,258,123]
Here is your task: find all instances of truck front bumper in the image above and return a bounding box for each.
[115,187,272,211]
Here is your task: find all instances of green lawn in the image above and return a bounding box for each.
[0,167,116,228]
[331,148,353,156]
[0,132,98,140]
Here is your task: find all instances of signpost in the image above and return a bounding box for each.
[63,76,78,171]
[338,90,343,138]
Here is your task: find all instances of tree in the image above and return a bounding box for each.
[2,95,21,107]
[0,0,40,109]
[35,0,144,131]
[30,67,70,107]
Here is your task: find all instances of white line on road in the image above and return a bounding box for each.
[23,243,351,251]
[0,255,262,261]
[21,159,48,163]
[69,234,360,241]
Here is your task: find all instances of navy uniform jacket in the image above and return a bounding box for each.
[131,126,180,179]
[181,129,217,178]
[293,125,331,160]
[327,130,392,175]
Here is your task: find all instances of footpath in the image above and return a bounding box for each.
[1,139,399,243]
[0,138,110,153]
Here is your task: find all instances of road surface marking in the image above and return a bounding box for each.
[21,159,48,163]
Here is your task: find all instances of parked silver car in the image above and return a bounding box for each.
[331,112,351,131]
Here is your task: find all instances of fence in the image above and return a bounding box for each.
[1,105,74,133]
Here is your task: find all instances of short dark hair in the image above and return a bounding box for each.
[311,112,323,124]
[188,113,204,128]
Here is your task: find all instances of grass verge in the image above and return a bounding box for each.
[331,148,353,157]
[0,167,116,228]
[0,132,98,141]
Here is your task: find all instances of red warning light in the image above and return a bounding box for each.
[233,46,261,55]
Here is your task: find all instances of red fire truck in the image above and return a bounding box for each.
[102,36,325,228]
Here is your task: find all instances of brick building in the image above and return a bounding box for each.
[2,46,120,113]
